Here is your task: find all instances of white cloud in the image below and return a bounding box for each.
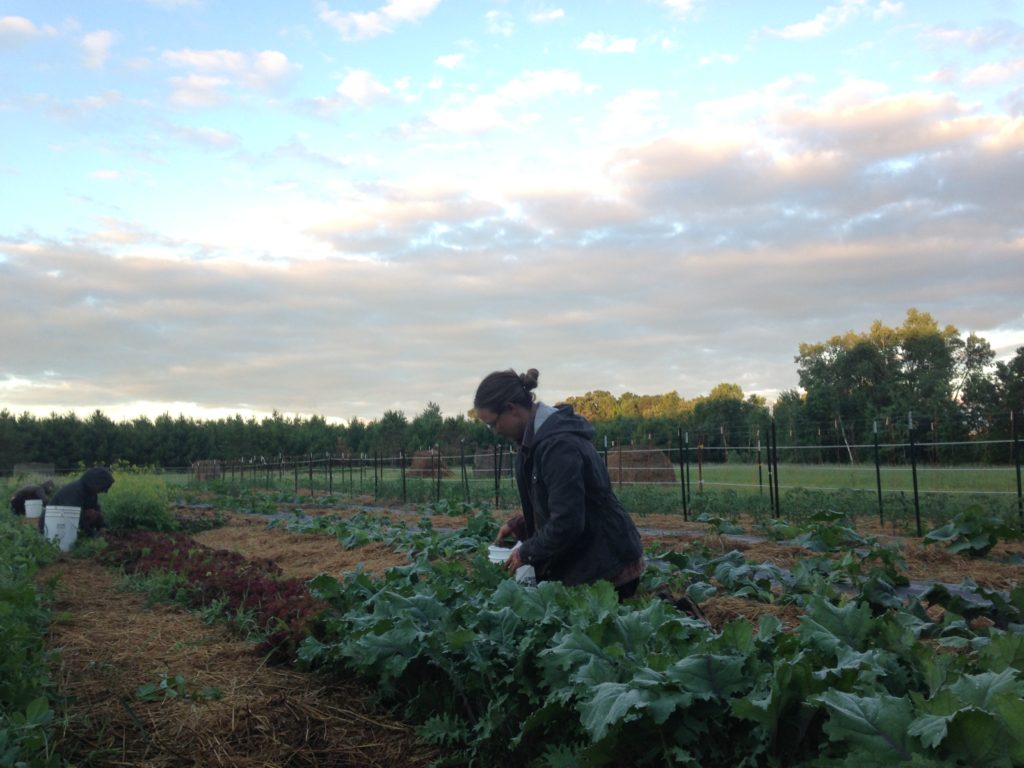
[0,15,57,48]
[336,69,392,106]
[662,0,697,15]
[161,48,298,94]
[601,90,666,139]
[435,53,464,69]
[962,58,1024,87]
[168,74,231,107]
[874,1,903,19]
[81,30,115,69]
[579,33,637,53]
[529,9,565,23]
[169,123,240,149]
[427,69,595,134]
[90,169,122,180]
[484,10,514,37]
[698,52,737,66]
[766,0,868,40]
[318,0,441,41]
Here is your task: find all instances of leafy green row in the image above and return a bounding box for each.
[0,516,62,768]
[291,512,1024,767]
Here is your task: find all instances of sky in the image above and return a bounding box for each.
[1,0,1023,426]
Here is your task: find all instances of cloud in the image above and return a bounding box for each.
[962,58,1024,87]
[42,90,123,121]
[318,0,441,41]
[579,33,638,53]
[765,0,869,40]
[919,22,1024,52]
[662,0,697,16]
[426,69,595,134]
[698,52,738,66]
[167,123,241,149]
[529,9,565,23]
[484,10,514,37]
[168,74,231,107]
[600,90,667,140]
[435,53,464,69]
[161,48,298,105]
[81,29,115,69]
[336,69,393,106]
[0,15,57,48]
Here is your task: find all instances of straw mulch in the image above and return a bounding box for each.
[192,522,409,581]
[699,594,805,632]
[44,559,438,768]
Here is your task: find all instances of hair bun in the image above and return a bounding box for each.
[520,368,539,391]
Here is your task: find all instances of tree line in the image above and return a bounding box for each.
[2,309,1021,473]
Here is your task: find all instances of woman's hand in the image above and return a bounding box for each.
[494,520,516,545]
[504,546,523,574]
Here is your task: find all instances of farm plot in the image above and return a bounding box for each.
[39,497,1024,767]
[42,557,437,767]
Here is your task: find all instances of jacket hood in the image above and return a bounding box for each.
[81,467,115,493]
[533,403,595,444]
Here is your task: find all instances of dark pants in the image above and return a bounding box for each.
[615,578,640,601]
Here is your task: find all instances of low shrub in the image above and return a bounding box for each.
[104,475,176,531]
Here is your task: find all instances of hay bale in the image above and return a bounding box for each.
[13,462,54,476]
[406,449,451,478]
[606,446,676,485]
[191,459,222,481]
[472,448,514,478]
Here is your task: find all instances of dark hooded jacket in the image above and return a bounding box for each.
[9,481,55,515]
[40,467,115,533]
[515,404,643,587]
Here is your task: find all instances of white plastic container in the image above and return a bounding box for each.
[44,506,81,552]
[24,499,43,519]
[488,544,511,563]
[489,543,537,586]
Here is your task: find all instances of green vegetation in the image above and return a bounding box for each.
[104,474,176,531]
[923,505,1021,557]
[0,514,61,768]
[276,507,1024,767]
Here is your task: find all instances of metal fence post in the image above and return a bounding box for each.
[771,418,781,518]
[400,448,406,504]
[909,412,922,536]
[677,428,688,521]
[874,420,883,525]
[1013,411,1022,525]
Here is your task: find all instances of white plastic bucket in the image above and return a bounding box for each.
[44,506,81,552]
[24,499,43,519]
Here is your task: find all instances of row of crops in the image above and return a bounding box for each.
[0,516,61,767]
[5,480,1024,766]
[92,500,1024,766]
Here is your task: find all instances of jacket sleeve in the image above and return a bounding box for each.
[519,440,587,568]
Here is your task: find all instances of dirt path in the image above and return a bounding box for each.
[43,558,437,768]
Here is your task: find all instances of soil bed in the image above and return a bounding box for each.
[43,558,437,768]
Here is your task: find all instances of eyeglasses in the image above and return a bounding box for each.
[482,406,504,431]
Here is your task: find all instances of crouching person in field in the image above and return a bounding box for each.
[40,467,115,537]
[475,368,645,601]
[10,479,56,516]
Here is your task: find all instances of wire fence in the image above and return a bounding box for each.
[193,429,1023,533]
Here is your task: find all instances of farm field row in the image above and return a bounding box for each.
[32,491,1024,766]
[4,476,1022,767]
